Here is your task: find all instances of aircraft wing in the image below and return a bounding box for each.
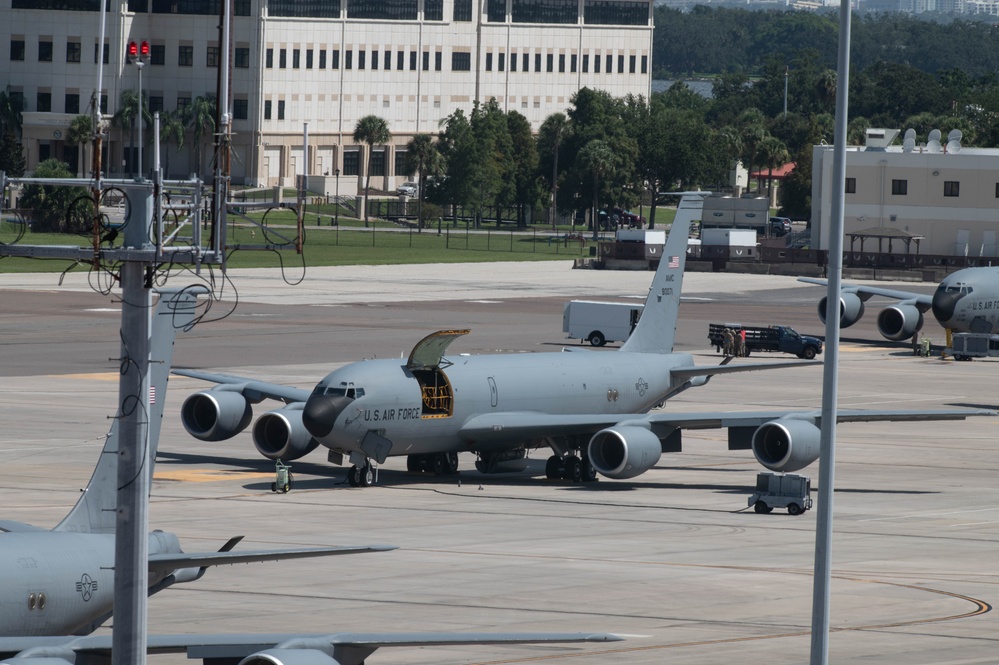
[147,545,397,573]
[798,277,932,306]
[459,408,995,444]
[172,369,311,404]
[0,631,622,665]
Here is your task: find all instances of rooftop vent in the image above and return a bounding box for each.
[864,128,900,151]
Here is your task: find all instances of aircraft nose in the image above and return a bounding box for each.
[303,394,354,438]
[931,287,962,324]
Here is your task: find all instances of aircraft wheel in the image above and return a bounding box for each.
[431,453,447,475]
[545,455,563,480]
[787,503,802,516]
[407,455,422,473]
[581,457,598,482]
[754,501,772,514]
[588,331,606,347]
[564,456,583,483]
[347,465,360,487]
[360,464,375,487]
[445,452,459,474]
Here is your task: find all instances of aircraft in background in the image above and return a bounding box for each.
[800,266,999,341]
[0,289,394,638]
[176,226,994,487]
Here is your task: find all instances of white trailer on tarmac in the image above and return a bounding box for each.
[748,472,812,515]
[563,300,643,347]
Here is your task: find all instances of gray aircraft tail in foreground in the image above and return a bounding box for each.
[176,223,994,487]
[0,289,394,639]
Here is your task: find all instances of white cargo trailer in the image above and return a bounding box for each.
[563,300,643,347]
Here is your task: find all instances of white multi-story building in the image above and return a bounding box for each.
[2,0,653,190]
[811,128,999,258]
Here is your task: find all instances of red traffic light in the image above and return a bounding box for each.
[140,41,150,57]
[127,41,138,58]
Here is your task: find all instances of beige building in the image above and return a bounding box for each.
[811,128,999,258]
[2,0,653,191]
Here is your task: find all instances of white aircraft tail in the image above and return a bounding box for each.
[618,217,690,355]
[54,288,203,533]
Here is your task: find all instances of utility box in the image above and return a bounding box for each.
[563,300,643,347]
[748,472,812,515]
[950,333,999,360]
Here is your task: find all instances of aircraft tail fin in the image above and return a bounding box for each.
[54,288,203,534]
[619,217,690,355]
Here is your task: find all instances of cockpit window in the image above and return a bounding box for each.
[311,385,364,398]
[940,283,973,295]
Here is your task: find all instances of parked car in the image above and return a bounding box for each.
[768,216,792,236]
[397,181,419,196]
[613,208,646,228]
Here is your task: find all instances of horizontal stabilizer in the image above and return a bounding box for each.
[671,360,820,381]
[147,545,397,573]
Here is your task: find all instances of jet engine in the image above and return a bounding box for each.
[252,406,321,461]
[587,426,662,479]
[817,292,865,328]
[180,390,252,442]
[239,649,340,665]
[876,304,923,341]
[751,419,821,473]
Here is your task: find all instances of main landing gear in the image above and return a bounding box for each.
[545,454,597,483]
[347,462,375,487]
[407,452,460,475]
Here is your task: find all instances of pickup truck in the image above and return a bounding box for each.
[708,323,823,360]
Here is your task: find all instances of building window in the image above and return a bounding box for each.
[65,93,80,114]
[570,53,577,72]
[511,52,517,71]
[207,46,219,67]
[306,49,314,69]
[558,53,565,73]
[629,55,636,73]
[845,177,856,194]
[594,52,601,73]
[422,51,429,70]
[347,1,417,19]
[618,54,624,73]
[277,99,285,120]
[641,54,647,73]
[147,43,163,65]
[534,53,541,72]
[293,49,300,68]
[233,98,248,120]
[995,182,999,198]
[11,40,25,61]
[584,0,648,25]
[359,50,366,69]
[179,45,193,66]
[547,53,553,72]
[177,96,191,110]
[485,52,493,71]
[228,46,247,68]
[370,149,385,176]
[39,40,53,62]
[454,0,472,20]
[605,53,612,72]
[512,0,577,23]
[266,48,273,68]
[66,41,81,63]
[319,49,327,68]
[425,0,443,20]
[149,95,163,113]
[891,179,907,196]
[279,48,287,68]
[269,0,341,17]
[345,50,352,69]
[264,99,272,120]
[372,51,378,70]
[100,94,107,113]
[452,51,471,71]
[384,50,391,70]
[487,0,505,21]
[498,52,505,71]
[343,150,360,176]
[944,181,960,197]
[435,51,442,71]
[395,150,408,176]
[36,92,51,112]
[331,49,340,68]
[582,53,588,73]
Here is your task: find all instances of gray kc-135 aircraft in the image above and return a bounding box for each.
[0,288,620,664]
[176,224,993,487]
[801,266,999,341]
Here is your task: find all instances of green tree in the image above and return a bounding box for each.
[65,115,93,177]
[19,159,88,233]
[158,109,187,178]
[537,112,570,228]
[184,96,216,177]
[112,89,148,177]
[577,139,615,240]
[0,131,26,178]
[352,114,390,227]
[403,133,443,232]
[437,109,477,226]
[506,110,540,228]
[737,109,768,195]
[0,85,24,139]
[757,135,791,202]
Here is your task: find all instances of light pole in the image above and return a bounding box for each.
[128,40,149,180]
[334,167,340,226]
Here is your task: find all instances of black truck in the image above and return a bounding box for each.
[708,323,823,360]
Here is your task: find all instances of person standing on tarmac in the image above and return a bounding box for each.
[722,327,734,357]
[912,331,921,356]
[738,328,747,357]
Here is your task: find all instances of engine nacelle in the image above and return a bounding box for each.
[876,303,924,341]
[818,292,865,328]
[751,419,821,473]
[252,406,321,461]
[239,649,340,665]
[180,390,252,442]
[587,426,662,480]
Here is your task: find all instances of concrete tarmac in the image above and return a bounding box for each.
[1,262,997,665]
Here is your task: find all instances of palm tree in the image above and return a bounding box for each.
[578,139,614,241]
[0,85,24,139]
[158,109,186,178]
[112,89,146,177]
[538,113,569,230]
[65,114,94,176]
[736,109,767,195]
[757,135,791,203]
[352,115,390,227]
[185,96,216,177]
[403,133,443,232]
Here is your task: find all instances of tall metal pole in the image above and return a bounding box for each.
[783,66,789,120]
[136,60,144,180]
[334,168,340,226]
[809,0,852,662]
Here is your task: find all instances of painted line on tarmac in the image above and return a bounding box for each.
[155,469,273,483]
